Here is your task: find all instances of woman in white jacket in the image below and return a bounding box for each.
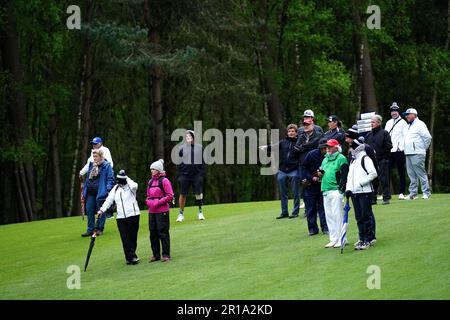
[98,170,141,265]
[346,142,378,250]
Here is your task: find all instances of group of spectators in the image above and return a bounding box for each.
[263,103,432,250]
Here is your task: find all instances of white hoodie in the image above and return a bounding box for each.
[100,177,140,219]
[403,118,432,155]
[346,145,378,194]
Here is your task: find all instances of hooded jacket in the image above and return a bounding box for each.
[346,144,378,194]
[100,177,140,219]
[146,173,174,214]
[177,143,206,177]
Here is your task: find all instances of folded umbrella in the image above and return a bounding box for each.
[84,215,100,272]
[339,198,351,254]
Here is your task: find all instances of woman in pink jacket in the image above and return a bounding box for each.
[146,159,174,262]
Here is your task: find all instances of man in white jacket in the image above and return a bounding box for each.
[403,108,432,200]
[80,137,114,177]
[345,141,378,250]
[385,103,408,200]
[98,170,140,265]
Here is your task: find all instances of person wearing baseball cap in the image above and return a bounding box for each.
[403,108,432,200]
[300,138,329,236]
[299,109,324,135]
[324,115,346,146]
[317,139,349,248]
[384,103,408,200]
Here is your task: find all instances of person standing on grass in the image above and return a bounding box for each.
[317,139,349,249]
[260,124,301,219]
[81,149,115,237]
[301,138,329,236]
[323,115,346,146]
[146,159,174,263]
[176,130,206,222]
[80,137,115,219]
[294,117,324,216]
[345,126,378,245]
[403,108,432,200]
[345,139,378,251]
[365,115,393,205]
[98,170,140,265]
[385,103,408,200]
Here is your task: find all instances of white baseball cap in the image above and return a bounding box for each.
[403,108,418,116]
[303,109,314,117]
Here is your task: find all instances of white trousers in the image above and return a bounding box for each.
[323,190,343,243]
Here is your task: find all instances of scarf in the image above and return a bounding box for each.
[89,159,104,180]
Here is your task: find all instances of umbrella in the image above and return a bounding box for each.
[339,198,351,254]
[80,178,85,221]
[83,217,100,272]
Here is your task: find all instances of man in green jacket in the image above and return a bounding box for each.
[318,139,349,248]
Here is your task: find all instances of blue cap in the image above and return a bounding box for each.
[91,137,103,144]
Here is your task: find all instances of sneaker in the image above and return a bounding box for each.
[300,202,305,209]
[128,257,140,265]
[198,213,205,220]
[288,214,299,219]
[324,241,337,248]
[358,242,371,250]
[176,214,184,222]
[354,240,363,248]
[333,241,344,248]
[369,239,377,246]
[276,213,289,219]
[407,194,418,200]
[398,193,405,200]
[161,256,171,262]
[309,231,319,236]
[422,194,430,199]
[382,200,390,205]
[377,195,383,200]
[149,256,160,263]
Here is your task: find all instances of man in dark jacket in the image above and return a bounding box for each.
[365,115,393,205]
[301,139,329,236]
[176,130,206,222]
[261,124,300,219]
[294,118,324,216]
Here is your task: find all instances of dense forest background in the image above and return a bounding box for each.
[1,0,449,224]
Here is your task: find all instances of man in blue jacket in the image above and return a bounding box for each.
[261,124,300,219]
[301,139,329,235]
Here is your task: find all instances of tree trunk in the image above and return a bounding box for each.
[144,0,165,160]
[352,0,378,114]
[427,0,450,190]
[0,0,36,222]
[49,111,63,217]
[68,0,96,216]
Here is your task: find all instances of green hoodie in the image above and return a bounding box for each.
[320,151,348,192]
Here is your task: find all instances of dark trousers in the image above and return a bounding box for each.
[149,212,170,258]
[373,159,390,202]
[351,193,375,242]
[304,193,328,234]
[389,151,406,195]
[85,195,106,232]
[117,215,140,262]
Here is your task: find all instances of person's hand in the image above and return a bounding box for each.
[312,176,320,182]
[259,145,268,151]
[317,169,324,178]
[97,210,103,219]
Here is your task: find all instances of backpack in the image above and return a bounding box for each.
[148,176,175,207]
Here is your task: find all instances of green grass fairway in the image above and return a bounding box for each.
[1,194,449,300]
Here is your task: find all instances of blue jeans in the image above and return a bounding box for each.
[86,194,106,232]
[277,170,300,215]
[304,193,328,234]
